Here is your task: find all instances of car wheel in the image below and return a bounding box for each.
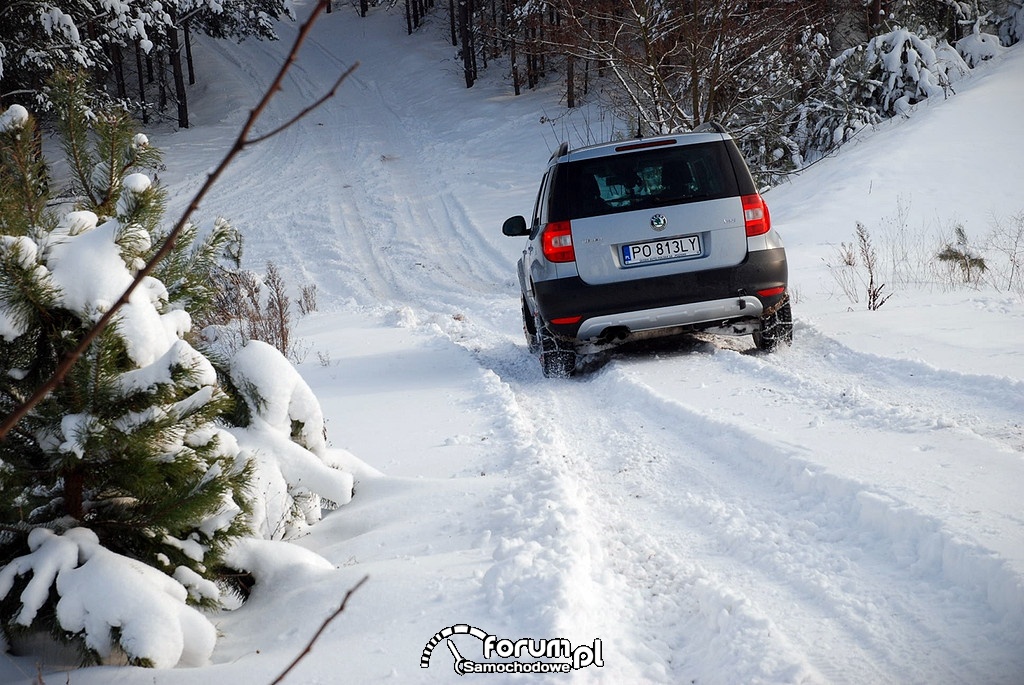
[536,318,577,378]
[753,296,793,352]
[522,298,539,354]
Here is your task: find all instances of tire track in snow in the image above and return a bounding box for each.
[469,361,822,683]
[481,358,1024,683]
[750,324,1024,449]
[618,365,1022,679]
[625,327,1024,551]
[451,320,1024,683]
[174,17,514,317]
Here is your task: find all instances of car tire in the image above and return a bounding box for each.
[522,297,539,354]
[754,296,793,352]
[536,318,577,378]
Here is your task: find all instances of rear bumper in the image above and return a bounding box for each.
[533,247,788,341]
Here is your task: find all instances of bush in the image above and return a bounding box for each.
[936,224,987,286]
[826,222,893,310]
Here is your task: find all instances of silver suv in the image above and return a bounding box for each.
[503,124,792,377]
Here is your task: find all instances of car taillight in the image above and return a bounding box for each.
[541,220,575,262]
[742,194,771,237]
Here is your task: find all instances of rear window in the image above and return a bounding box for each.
[550,142,740,221]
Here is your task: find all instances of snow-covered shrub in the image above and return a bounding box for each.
[751,28,881,177]
[223,340,354,540]
[729,29,834,180]
[998,0,1024,45]
[956,29,1006,65]
[0,528,217,668]
[830,26,970,118]
[936,224,988,285]
[956,13,1007,66]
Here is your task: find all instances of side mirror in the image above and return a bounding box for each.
[502,215,529,237]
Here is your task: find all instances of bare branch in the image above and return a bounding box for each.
[269,575,369,685]
[0,0,357,440]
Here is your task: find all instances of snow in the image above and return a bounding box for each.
[227,339,356,538]
[2,1,1023,683]
[0,104,28,132]
[0,528,217,669]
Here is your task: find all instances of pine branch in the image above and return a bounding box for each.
[0,0,357,441]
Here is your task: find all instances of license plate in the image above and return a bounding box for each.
[621,234,702,266]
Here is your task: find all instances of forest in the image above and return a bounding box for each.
[2,0,1022,180]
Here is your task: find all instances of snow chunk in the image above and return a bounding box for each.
[46,216,183,366]
[0,104,29,132]
[117,338,217,395]
[122,172,151,194]
[173,565,220,603]
[227,340,353,539]
[56,529,216,667]
[58,413,100,459]
[0,528,216,668]
[0,528,79,626]
[235,424,354,539]
[47,216,130,315]
[230,340,327,454]
[226,538,335,583]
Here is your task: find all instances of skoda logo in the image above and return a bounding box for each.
[650,214,668,231]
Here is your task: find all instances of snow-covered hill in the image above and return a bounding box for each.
[3,1,1023,683]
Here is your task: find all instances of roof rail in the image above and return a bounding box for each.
[549,142,569,162]
[693,121,727,134]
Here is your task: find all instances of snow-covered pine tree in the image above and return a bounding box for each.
[0,71,357,667]
[999,0,1024,45]
[829,23,970,120]
[0,79,253,667]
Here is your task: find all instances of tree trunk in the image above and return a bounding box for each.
[112,46,127,99]
[135,42,148,124]
[566,54,575,108]
[167,26,189,128]
[869,0,883,29]
[63,468,84,521]
[156,52,166,110]
[450,0,457,45]
[459,0,474,87]
[184,21,196,85]
[511,30,520,95]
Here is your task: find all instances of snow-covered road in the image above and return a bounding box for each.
[175,5,1024,682]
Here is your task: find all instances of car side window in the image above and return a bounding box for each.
[530,169,555,236]
[530,171,549,229]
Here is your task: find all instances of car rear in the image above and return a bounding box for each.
[506,126,791,376]
[531,132,786,343]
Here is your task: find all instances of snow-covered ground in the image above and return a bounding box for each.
[3,2,1023,683]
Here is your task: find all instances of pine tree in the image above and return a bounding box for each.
[0,77,253,666]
